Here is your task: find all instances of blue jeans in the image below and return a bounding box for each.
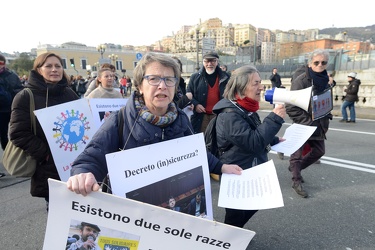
[341,100,356,121]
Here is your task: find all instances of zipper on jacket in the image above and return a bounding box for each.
[161,129,165,140]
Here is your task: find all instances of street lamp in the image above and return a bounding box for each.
[97,44,106,59]
[189,24,206,71]
[108,54,118,67]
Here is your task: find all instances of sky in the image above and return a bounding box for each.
[2,0,374,54]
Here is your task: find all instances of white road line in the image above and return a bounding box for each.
[321,160,375,174]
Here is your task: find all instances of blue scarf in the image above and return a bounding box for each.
[308,68,329,94]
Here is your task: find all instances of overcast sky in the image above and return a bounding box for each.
[2,0,373,54]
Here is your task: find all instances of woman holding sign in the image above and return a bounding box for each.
[67,53,242,196]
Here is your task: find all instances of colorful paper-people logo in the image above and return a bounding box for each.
[52,109,90,151]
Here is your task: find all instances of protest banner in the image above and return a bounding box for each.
[44,179,255,250]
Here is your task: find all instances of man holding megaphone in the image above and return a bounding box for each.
[284,49,334,198]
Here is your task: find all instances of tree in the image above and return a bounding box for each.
[9,53,34,77]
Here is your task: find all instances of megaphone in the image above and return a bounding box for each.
[264,86,312,112]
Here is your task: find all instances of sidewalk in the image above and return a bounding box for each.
[259,101,375,120]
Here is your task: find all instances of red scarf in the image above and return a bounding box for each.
[235,94,259,112]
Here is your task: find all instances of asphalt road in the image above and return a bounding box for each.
[1,109,374,249]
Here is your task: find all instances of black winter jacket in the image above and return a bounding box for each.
[186,67,229,133]
[9,70,79,198]
[213,99,283,170]
[344,79,361,102]
[285,66,332,140]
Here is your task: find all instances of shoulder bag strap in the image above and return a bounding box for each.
[24,88,36,135]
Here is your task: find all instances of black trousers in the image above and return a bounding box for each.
[0,111,11,150]
[224,208,258,228]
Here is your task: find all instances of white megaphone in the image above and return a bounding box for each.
[264,86,312,112]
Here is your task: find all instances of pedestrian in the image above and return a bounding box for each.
[286,49,333,198]
[186,51,230,182]
[126,75,132,95]
[66,52,242,197]
[269,67,282,88]
[213,65,286,228]
[119,75,127,97]
[172,56,193,109]
[220,64,231,77]
[0,54,24,178]
[8,52,79,209]
[86,68,123,99]
[84,63,117,97]
[340,72,361,123]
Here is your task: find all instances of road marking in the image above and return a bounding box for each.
[271,151,375,174]
[281,122,375,136]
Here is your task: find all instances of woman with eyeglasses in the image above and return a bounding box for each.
[285,49,333,198]
[67,53,242,196]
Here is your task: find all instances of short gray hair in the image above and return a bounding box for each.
[308,49,330,64]
[133,53,181,92]
[223,65,259,100]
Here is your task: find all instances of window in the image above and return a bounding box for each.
[81,59,87,70]
[62,59,67,69]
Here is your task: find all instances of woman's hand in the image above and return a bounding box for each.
[66,172,100,196]
[221,164,242,175]
[273,104,286,119]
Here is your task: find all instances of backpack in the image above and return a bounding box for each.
[204,108,234,158]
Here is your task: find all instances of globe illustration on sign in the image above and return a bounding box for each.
[53,109,90,151]
[61,117,85,144]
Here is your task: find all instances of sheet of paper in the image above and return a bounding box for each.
[44,179,256,250]
[271,123,317,155]
[218,160,284,210]
[106,133,214,220]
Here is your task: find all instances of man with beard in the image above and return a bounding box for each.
[186,51,230,181]
[67,222,101,250]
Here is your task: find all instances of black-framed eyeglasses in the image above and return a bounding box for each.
[143,75,178,87]
[313,61,327,66]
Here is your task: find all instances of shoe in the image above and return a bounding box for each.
[0,173,5,178]
[288,166,304,183]
[210,173,220,182]
[277,152,284,160]
[339,119,347,123]
[292,182,308,198]
[347,120,356,123]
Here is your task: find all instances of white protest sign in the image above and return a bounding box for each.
[34,99,97,181]
[43,179,255,250]
[106,133,214,220]
[87,98,127,129]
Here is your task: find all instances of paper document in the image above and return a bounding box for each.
[218,160,284,210]
[271,124,317,155]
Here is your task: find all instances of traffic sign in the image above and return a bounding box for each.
[136,53,142,60]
